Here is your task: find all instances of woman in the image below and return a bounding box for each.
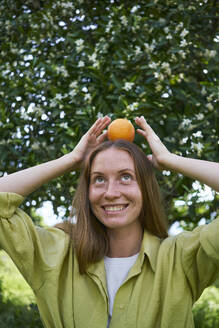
[0,115,218,328]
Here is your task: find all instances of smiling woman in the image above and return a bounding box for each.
[71,140,168,273]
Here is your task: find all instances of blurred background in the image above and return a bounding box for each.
[0,0,218,326]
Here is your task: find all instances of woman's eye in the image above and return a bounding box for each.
[95,176,104,184]
[121,174,131,182]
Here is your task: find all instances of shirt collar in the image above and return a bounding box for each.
[139,230,162,272]
[87,230,162,276]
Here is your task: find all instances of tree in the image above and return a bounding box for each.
[0,0,218,228]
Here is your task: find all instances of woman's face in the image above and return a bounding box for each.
[89,148,143,232]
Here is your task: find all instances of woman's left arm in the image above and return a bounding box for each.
[135,116,219,192]
[161,154,219,192]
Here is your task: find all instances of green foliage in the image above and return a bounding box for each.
[0,0,218,227]
[0,251,43,327]
[0,294,43,328]
[0,251,35,304]
[193,284,219,328]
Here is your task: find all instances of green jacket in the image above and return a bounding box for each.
[0,192,218,328]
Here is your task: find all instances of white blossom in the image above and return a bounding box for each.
[93,60,100,68]
[56,65,68,77]
[75,39,84,53]
[69,89,77,97]
[161,62,171,75]
[206,103,213,111]
[88,52,99,68]
[106,20,113,33]
[127,102,139,111]
[176,22,184,32]
[205,49,217,58]
[61,2,74,9]
[50,99,58,107]
[75,39,84,46]
[180,28,189,38]
[69,81,78,89]
[97,112,103,118]
[179,118,192,129]
[180,39,187,47]
[20,111,29,120]
[179,50,186,58]
[123,82,135,91]
[149,62,158,69]
[84,93,91,102]
[32,142,40,150]
[166,34,173,40]
[179,137,188,145]
[135,46,142,56]
[164,27,169,34]
[191,142,204,155]
[88,53,97,62]
[121,16,128,26]
[188,5,196,10]
[144,41,156,52]
[60,122,68,129]
[55,93,63,100]
[154,72,164,81]
[78,60,85,67]
[193,131,203,138]
[207,95,213,102]
[131,5,138,13]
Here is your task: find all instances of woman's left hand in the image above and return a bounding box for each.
[135,116,171,170]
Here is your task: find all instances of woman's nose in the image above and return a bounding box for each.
[104,180,120,199]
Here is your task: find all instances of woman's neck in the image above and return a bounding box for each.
[107,225,143,258]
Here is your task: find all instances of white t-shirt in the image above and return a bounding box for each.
[104,253,139,326]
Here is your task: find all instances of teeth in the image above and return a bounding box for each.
[104,205,126,212]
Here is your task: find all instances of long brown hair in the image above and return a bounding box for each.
[66,140,168,274]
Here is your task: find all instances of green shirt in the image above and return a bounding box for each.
[0,192,219,328]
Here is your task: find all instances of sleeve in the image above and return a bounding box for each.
[177,218,219,302]
[0,192,69,291]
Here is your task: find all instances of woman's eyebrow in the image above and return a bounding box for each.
[118,168,135,173]
[90,168,135,176]
[90,171,103,176]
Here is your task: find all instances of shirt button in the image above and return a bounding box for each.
[119,304,125,310]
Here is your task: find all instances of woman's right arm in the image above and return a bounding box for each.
[0,116,111,197]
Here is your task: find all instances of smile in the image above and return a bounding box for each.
[102,204,129,212]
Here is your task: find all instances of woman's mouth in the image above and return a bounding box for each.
[102,204,129,213]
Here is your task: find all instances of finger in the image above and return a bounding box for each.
[97,131,108,143]
[136,128,160,143]
[135,116,157,137]
[89,116,111,137]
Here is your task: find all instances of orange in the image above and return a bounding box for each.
[107,118,135,142]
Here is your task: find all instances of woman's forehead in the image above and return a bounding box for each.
[90,148,135,172]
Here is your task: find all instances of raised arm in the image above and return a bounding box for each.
[135,116,219,192]
[0,116,111,197]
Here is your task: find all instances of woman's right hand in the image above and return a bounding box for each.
[68,116,111,169]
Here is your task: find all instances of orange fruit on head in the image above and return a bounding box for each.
[107,118,135,142]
